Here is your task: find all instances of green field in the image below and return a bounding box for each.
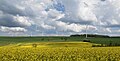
[0,36,120,46]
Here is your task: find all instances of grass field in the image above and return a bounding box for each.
[0,36,120,46]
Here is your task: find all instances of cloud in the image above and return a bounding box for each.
[0,26,27,33]
[47,9,65,21]
[0,0,120,36]
[0,12,32,27]
[59,0,120,35]
[0,0,25,16]
[0,0,32,27]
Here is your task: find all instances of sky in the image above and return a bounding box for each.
[0,0,120,36]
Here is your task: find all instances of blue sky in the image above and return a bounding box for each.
[0,0,120,36]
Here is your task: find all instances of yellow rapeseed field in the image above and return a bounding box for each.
[0,46,120,61]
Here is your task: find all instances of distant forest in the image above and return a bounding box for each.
[70,34,120,38]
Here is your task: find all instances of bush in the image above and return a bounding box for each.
[41,38,44,41]
[83,39,90,42]
[64,37,68,41]
[92,44,107,47]
[32,43,37,48]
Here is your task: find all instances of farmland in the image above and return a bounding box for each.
[1,42,120,61]
[0,36,120,46]
[0,36,120,61]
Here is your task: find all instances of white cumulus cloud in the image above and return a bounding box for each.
[0,0,120,36]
